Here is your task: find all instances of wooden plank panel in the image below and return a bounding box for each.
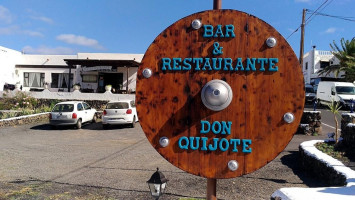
[136,10,304,179]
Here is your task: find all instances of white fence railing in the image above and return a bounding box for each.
[318,50,332,56]
[0,89,135,101]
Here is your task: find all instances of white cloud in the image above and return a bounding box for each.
[324,27,336,34]
[23,30,44,37]
[0,5,13,24]
[27,9,53,24]
[0,25,19,35]
[31,16,53,24]
[0,25,43,37]
[22,45,75,55]
[56,34,104,50]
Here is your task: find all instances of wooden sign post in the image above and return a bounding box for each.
[209,2,221,199]
[136,8,304,199]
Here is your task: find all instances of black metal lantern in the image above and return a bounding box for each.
[147,168,168,199]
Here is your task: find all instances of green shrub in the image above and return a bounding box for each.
[36,105,52,113]
[0,101,5,110]
[0,111,19,119]
[2,91,37,110]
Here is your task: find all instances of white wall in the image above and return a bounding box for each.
[16,67,78,92]
[15,54,77,91]
[0,46,22,91]
[1,48,143,92]
[302,48,341,84]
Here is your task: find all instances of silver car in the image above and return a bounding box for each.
[102,100,138,129]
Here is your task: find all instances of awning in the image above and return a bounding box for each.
[64,58,139,93]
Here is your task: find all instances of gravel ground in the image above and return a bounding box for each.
[0,121,329,200]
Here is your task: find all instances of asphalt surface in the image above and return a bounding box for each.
[305,104,350,136]
[0,115,333,200]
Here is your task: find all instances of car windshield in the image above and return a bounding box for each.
[336,86,355,95]
[52,104,74,112]
[305,87,315,93]
[106,102,129,109]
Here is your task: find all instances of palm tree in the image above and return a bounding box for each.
[327,99,342,144]
[318,37,355,82]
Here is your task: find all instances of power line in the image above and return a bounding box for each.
[286,0,332,39]
[307,10,355,22]
[305,0,333,25]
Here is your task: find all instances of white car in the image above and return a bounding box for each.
[102,100,138,129]
[49,101,97,129]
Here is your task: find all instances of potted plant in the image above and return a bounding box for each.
[44,82,49,89]
[327,99,342,144]
[73,83,81,91]
[15,81,21,90]
[105,84,112,92]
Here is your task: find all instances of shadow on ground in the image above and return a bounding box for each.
[30,122,133,131]
[281,150,330,187]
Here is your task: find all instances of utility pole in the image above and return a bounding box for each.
[213,0,221,9]
[299,8,307,67]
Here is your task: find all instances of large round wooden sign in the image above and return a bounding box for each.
[136,10,304,179]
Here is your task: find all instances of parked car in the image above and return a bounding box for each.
[102,100,138,129]
[49,101,97,129]
[316,81,355,109]
[305,84,316,104]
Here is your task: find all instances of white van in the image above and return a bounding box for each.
[316,81,355,108]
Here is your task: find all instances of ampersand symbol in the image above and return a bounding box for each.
[212,42,223,55]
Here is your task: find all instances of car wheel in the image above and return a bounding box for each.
[316,99,321,107]
[92,114,97,123]
[76,119,82,129]
[103,124,109,129]
[131,116,136,128]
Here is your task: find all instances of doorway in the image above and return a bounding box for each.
[98,73,123,93]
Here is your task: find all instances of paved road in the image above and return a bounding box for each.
[305,104,351,135]
[0,118,331,200]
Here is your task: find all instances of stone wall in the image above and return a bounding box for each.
[299,144,347,186]
[341,113,355,148]
[296,111,321,135]
[0,111,103,128]
[0,113,49,127]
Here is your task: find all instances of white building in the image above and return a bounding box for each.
[0,46,143,93]
[302,46,342,85]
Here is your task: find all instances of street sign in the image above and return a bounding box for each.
[136,10,304,179]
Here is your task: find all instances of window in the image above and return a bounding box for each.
[82,75,97,83]
[51,73,74,88]
[83,102,91,110]
[305,62,308,70]
[52,104,74,112]
[305,87,314,93]
[106,102,129,109]
[320,61,330,69]
[77,103,84,111]
[24,72,45,87]
[130,101,136,108]
[336,86,355,95]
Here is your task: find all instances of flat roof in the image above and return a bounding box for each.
[64,59,140,67]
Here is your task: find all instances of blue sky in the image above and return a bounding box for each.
[0,0,354,56]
